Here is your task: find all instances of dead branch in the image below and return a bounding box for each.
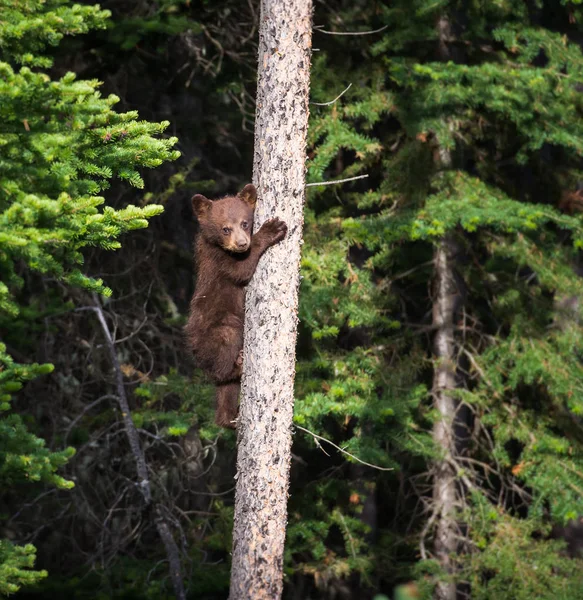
[314,24,388,36]
[306,174,369,187]
[311,82,352,106]
[295,424,393,471]
[91,296,187,600]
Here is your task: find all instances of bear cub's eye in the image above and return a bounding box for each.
[222,227,231,235]
[241,221,248,230]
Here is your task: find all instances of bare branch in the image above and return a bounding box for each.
[311,82,352,106]
[295,424,393,471]
[314,24,388,36]
[91,296,186,600]
[114,315,148,344]
[306,174,369,187]
[91,300,151,502]
[64,394,119,444]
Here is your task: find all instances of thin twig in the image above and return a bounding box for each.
[419,507,439,561]
[114,315,148,344]
[311,82,352,106]
[64,394,118,444]
[8,489,57,525]
[314,24,388,36]
[306,174,369,187]
[388,259,435,283]
[295,424,393,471]
[312,436,330,457]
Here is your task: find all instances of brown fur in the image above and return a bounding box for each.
[185,184,287,428]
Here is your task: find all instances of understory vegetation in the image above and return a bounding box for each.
[2,1,583,598]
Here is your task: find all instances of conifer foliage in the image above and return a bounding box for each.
[4,0,583,598]
[0,0,178,593]
[298,0,583,597]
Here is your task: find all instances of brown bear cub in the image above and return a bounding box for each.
[185,184,287,428]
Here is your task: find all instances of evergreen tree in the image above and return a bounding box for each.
[295,0,583,597]
[0,0,178,593]
[5,0,583,597]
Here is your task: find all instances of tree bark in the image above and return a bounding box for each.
[430,125,461,599]
[228,1,312,599]
[432,235,459,600]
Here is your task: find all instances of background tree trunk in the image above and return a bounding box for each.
[430,129,461,600]
[228,1,312,599]
[432,234,460,600]
[431,16,463,592]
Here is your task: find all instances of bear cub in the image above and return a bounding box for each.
[185,184,287,428]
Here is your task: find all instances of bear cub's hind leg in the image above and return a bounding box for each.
[215,382,240,429]
[205,326,243,384]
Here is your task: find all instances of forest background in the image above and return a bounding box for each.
[2,0,583,599]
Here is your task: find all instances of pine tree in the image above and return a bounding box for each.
[8,0,583,596]
[292,0,583,597]
[0,0,178,593]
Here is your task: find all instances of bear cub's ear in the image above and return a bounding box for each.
[238,184,257,207]
[192,194,212,218]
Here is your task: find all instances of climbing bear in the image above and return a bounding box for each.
[185,184,287,428]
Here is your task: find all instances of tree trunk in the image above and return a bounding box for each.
[431,129,460,599]
[92,299,186,600]
[432,233,460,600]
[228,1,312,599]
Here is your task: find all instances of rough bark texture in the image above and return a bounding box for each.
[432,18,461,599]
[432,234,459,600]
[228,1,312,599]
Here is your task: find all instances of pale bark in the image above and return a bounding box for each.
[432,15,462,591]
[432,235,459,600]
[228,0,312,599]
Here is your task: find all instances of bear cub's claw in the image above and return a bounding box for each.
[259,217,288,246]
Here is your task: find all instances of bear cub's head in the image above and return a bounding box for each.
[192,184,256,253]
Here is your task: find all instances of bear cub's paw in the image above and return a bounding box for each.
[234,350,244,378]
[258,217,288,246]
